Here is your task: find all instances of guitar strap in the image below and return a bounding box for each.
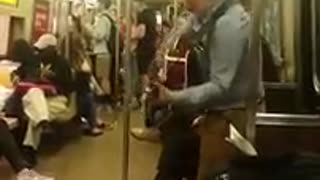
[186,0,234,86]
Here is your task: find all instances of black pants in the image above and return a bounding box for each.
[0,120,29,172]
[156,111,200,180]
[77,92,97,129]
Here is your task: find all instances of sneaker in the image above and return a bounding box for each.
[130,128,161,143]
[16,169,54,180]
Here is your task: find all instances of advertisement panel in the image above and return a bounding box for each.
[32,0,50,42]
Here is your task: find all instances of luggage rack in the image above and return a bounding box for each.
[256,113,320,127]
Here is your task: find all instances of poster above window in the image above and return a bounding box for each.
[0,0,18,6]
[32,0,49,42]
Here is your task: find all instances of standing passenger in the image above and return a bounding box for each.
[130,15,192,142]
[70,15,105,136]
[135,8,158,104]
[155,0,263,179]
[83,0,113,106]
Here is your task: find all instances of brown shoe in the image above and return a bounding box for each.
[130,128,161,143]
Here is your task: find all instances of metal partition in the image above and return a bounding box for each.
[245,0,266,143]
[257,113,320,127]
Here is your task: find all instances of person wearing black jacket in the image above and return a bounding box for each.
[9,34,75,165]
[10,39,41,83]
[36,46,74,96]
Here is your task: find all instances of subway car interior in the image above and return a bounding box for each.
[0,0,320,179]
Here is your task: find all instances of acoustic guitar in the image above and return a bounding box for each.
[144,33,191,128]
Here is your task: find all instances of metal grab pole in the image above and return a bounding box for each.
[173,0,178,27]
[245,0,266,143]
[114,0,122,100]
[122,0,132,180]
[65,0,72,60]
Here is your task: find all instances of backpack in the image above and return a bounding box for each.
[103,14,124,61]
[103,14,124,98]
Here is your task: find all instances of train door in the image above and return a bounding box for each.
[258,0,303,113]
[256,0,320,156]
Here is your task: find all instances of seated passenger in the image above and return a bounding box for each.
[10,39,41,83]
[0,119,54,180]
[34,34,74,96]
[8,34,74,165]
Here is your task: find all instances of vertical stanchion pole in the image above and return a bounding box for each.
[246,0,266,143]
[65,0,72,60]
[48,0,54,33]
[173,0,178,27]
[122,0,132,180]
[56,0,62,45]
[114,0,121,102]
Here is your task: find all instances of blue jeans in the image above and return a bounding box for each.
[77,93,97,128]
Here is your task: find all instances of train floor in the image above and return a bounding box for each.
[0,111,161,180]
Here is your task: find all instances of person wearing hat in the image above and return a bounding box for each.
[33,34,58,51]
[33,34,74,96]
[13,34,74,165]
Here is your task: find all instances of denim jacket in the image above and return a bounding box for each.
[170,1,264,111]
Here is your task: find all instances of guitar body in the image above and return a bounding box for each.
[163,34,191,90]
[145,34,191,127]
